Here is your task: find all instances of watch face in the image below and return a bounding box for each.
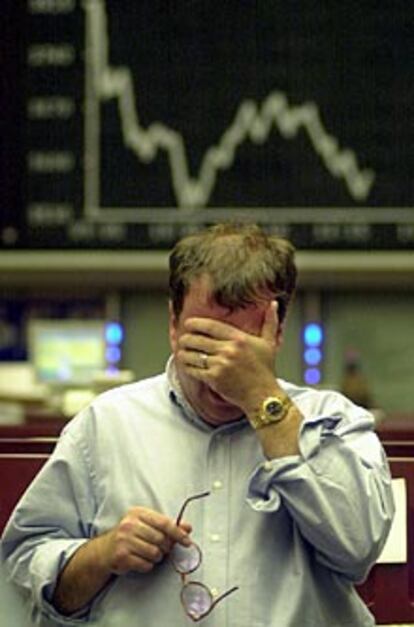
[266,399,283,417]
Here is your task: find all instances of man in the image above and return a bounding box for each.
[2,223,394,626]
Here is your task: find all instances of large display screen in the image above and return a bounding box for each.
[1,1,413,250]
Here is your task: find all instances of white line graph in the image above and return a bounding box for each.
[83,0,376,215]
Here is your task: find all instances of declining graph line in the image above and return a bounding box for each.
[84,0,376,210]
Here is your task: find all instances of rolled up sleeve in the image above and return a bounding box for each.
[247,391,395,583]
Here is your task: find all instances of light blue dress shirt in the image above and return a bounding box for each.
[1,361,394,626]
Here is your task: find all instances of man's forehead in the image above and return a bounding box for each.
[184,275,270,308]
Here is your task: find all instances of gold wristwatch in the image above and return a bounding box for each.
[250,395,292,430]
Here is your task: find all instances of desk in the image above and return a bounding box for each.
[0,430,59,533]
[356,457,414,623]
[355,414,414,623]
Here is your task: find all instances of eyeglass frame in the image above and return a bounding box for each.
[171,491,239,622]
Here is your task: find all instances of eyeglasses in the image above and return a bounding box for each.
[170,491,239,622]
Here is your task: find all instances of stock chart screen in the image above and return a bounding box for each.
[1,0,413,250]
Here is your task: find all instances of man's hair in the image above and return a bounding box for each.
[169,223,297,322]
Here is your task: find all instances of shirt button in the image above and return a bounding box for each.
[264,461,273,472]
[210,533,220,542]
[210,588,219,598]
[212,480,223,490]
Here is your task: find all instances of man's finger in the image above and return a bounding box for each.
[184,317,239,340]
[177,348,211,370]
[178,332,221,355]
[130,537,164,563]
[139,510,192,546]
[133,521,167,547]
[179,522,192,534]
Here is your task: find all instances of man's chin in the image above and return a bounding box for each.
[202,388,244,425]
[203,411,244,427]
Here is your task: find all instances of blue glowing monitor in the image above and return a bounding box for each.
[28,320,107,386]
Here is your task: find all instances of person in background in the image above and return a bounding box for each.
[340,348,374,409]
[1,223,394,626]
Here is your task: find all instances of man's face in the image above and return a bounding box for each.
[169,275,277,426]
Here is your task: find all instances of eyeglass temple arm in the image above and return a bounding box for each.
[191,586,240,623]
[176,491,211,525]
[210,586,239,610]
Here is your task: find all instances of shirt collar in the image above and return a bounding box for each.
[166,356,204,426]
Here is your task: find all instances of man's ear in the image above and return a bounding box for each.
[168,301,178,351]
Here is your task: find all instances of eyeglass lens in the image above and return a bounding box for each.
[171,542,202,574]
[181,582,213,621]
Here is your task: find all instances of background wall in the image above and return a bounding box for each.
[324,291,414,413]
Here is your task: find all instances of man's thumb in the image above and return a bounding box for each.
[261,300,279,341]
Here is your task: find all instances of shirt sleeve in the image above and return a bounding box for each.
[246,391,395,583]
[1,413,98,624]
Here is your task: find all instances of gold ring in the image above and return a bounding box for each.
[200,353,209,369]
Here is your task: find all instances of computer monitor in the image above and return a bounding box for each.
[28,320,107,387]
